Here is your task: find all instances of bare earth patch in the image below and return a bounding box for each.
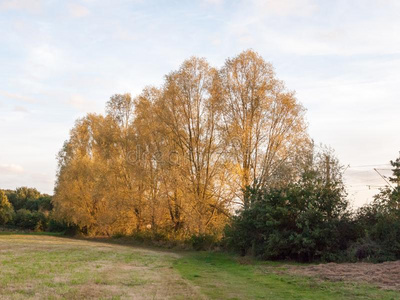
[277,261,400,291]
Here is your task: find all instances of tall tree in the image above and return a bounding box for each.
[220,50,309,204]
[156,57,230,234]
[53,114,130,235]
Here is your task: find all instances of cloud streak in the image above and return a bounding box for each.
[0,90,38,103]
[0,164,24,174]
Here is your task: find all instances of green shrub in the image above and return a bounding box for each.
[225,166,350,262]
[12,209,46,230]
[47,219,69,233]
[346,238,392,262]
[130,230,169,242]
[112,232,125,239]
[188,234,218,251]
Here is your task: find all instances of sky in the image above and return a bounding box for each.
[0,0,399,207]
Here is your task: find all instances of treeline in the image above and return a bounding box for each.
[0,187,66,232]
[53,50,309,237]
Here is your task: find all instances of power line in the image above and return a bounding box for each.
[374,168,395,190]
[349,164,391,168]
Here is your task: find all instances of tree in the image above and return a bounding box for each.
[106,93,146,232]
[220,50,309,205]
[53,114,130,236]
[351,157,400,261]
[6,187,41,211]
[372,157,400,212]
[155,57,230,235]
[133,87,175,233]
[0,190,14,225]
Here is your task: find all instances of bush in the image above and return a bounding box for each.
[188,234,218,251]
[130,230,170,243]
[225,167,350,262]
[354,179,400,262]
[12,209,46,230]
[346,238,393,262]
[47,219,69,233]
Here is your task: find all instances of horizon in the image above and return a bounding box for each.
[1,0,400,207]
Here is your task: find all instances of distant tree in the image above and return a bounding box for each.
[6,187,41,211]
[0,190,14,225]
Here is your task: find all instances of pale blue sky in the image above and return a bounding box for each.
[1,0,400,206]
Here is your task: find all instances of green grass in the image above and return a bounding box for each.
[0,233,399,299]
[174,252,400,300]
[0,230,65,236]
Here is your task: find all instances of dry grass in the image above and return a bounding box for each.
[0,234,202,300]
[280,261,400,291]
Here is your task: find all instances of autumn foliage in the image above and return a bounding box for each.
[53,50,309,237]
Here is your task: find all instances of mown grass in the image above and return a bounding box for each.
[0,233,399,299]
[0,233,199,299]
[174,252,400,300]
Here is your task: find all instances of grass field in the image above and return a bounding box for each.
[0,233,399,299]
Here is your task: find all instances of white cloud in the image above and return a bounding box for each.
[68,3,90,18]
[0,0,42,13]
[221,1,400,57]
[253,0,317,17]
[67,94,98,112]
[0,90,38,103]
[202,0,224,6]
[23,44,76,81]
[13,105,29,113]
[0,164,24,174]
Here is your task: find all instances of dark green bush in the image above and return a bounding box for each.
[12,209,46,230]
[225,166,350,262]
[47,219,69,233]
[346,238,391,262]
[130,230,169,243]
[188,234,218,251]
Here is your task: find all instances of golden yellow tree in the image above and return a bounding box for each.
[153,57,230,235]
[220,50,310,204]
